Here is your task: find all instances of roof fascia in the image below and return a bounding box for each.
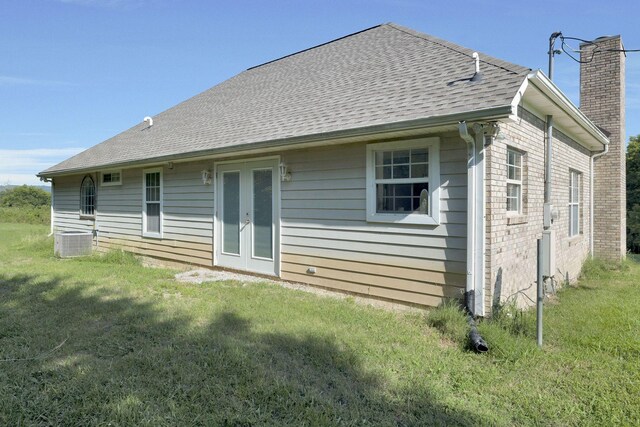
[525,70,608,149]
[39,105,514,178]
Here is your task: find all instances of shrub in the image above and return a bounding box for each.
[0,185,50,207]
[0,206,51,225]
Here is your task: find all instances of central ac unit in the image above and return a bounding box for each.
[54,231,93,258]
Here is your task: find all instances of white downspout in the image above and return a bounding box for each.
[459,121,477,315]
[472,123,486,317]
[48,180,55,237]
[590,142,609,256]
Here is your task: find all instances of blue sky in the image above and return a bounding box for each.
[2,0,639,186]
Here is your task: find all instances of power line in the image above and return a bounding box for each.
[557,33,640,65]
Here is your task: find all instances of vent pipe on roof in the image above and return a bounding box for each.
[144,116,153,127]
[470,52,482,82]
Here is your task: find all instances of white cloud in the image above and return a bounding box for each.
[0,147,86,186]
[0,75,72,87]
[0,174,50,187]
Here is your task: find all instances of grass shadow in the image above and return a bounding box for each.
[0,272,484,425]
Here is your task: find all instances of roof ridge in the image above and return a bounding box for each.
[247,24,383,71]
[386,23,526,75]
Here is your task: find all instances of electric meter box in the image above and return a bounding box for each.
[541,229,556,277]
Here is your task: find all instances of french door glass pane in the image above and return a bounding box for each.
[253,169,273,259]
[222,172,240,255]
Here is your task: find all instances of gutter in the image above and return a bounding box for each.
[38,105,515,178]
[590,142,610,256]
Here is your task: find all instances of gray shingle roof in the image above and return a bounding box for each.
[41,23,530,175]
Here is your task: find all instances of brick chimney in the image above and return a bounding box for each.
[580,36,626,260]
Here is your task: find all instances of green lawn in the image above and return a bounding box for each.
[0,223,638,426]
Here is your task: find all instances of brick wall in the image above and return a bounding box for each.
[580,36,626,260]
[485,108,592,311]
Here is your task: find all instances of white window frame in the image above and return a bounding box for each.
[79,175,96,218]
[569,170,581,237]
[366,137,440,225]
[142,168,163,238]
[100,170,122,186]
[506,148,523,214]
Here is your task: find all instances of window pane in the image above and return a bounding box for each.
[393,150,410,164]
[508,165,521,181]
[80,177,95,215]
[376,166,391,179]
[571,205,579,235]
[376,184,422,213]
[411,163,428,178]
[222,172,240,255]
[381,151,392,165]
[413,183,429,214]
[394,184,411,197]
[392,165,410,179]
[145,172,160,202]
[507,183,521,212]
[571,173,580,202]
[395,197,411,212]
[253,169,273,259]
[146,203,160,233]
[507,150,522,171]
[507,183,519,197]
[411,149,428,163]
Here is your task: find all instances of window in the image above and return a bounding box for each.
[143,168,162,237]
[569,170,581,236]
[506,148,523,213]
[101,170,122,186]
[80,176,95,216]
[366,137,440,225]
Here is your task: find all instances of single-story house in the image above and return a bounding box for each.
[39,23,626,316]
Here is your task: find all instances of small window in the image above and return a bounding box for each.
[569,170,581,236]
[366,137,440,225]
[80,176,96,217]
[101,170,122,186]
[80,176,96,216]
[506,148,523,213]
[143,168,162,237]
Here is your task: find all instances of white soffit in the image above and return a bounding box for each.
[520,70,608,151]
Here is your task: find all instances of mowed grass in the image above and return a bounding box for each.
[0,223,638,426]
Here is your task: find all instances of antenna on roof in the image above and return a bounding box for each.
[144,116,153,127]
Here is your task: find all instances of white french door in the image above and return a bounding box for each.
[215,159,279,276]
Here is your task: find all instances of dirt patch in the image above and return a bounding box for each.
[174,268,424,314]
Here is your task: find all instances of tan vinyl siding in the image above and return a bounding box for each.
[53,174,96,232]
[53,161,214,266]
[280,135,467,307]
[52,133,467,308]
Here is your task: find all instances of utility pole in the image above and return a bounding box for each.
[548,32,562,81]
